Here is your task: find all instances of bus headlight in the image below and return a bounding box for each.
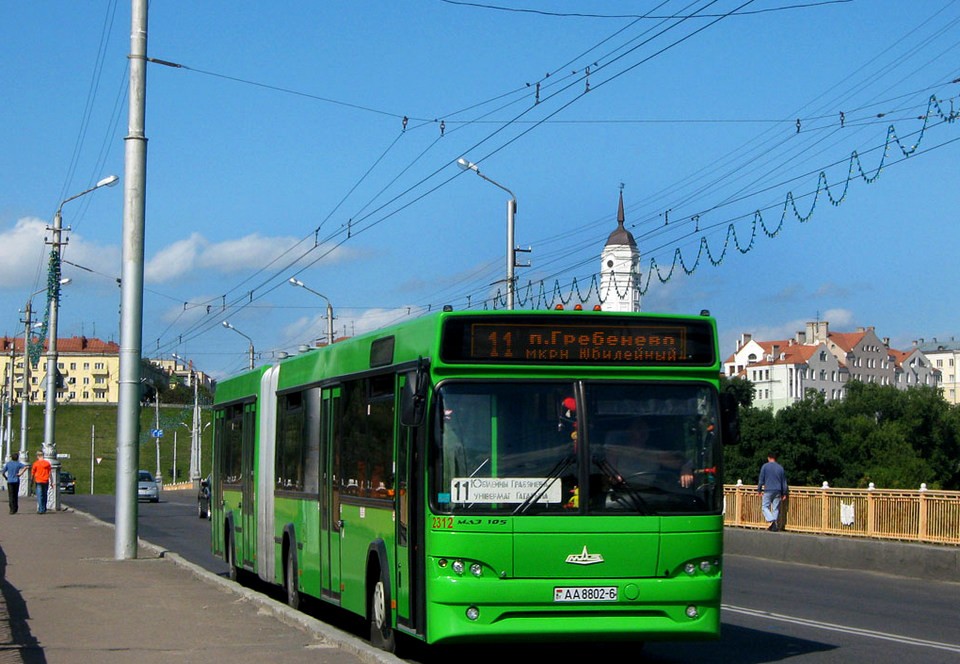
[470,563,483,577]
[684,563,697,575]
[452,559,465,575]
[466,606,480,621]
[685,605,700,619]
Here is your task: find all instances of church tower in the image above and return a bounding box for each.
[599,190,640,311]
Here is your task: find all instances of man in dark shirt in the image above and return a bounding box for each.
[757,453,788,531]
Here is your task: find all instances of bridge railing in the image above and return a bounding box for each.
[723,482,960,546]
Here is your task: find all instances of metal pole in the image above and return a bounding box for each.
[90,424,95,494]
[190,372,199,484]
[4,354,13,461]
[43,210,63,511]
[2,357,12,461]
[456,158,517,310]
[506,198,516,310]
[43,177,117,512]
[327,303,334,345]
[222,321,255,370]
[288,278,335,345]
[116,0,148,560]
[19,303,32,500]
[154,393,160,480]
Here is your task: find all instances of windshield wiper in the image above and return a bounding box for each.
[513,453,576,515]
[591,454,651,514]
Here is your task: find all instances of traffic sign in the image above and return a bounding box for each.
[151,429,164,438]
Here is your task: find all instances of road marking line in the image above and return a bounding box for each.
[723,604,960,654]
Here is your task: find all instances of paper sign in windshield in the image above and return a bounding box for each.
[450,477,562,504]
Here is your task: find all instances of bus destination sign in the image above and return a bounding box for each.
[441,316,716,366]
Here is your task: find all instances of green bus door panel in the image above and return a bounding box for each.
[395,381,423,634]
[322,387,343,600]
[241,402,257,569]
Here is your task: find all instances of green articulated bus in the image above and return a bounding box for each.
[210,309,739,652]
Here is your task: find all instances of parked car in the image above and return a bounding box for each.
[138,470,160,502]
[60,470,76,494]
[197,475,211,519]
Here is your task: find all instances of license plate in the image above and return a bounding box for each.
[554,586,618,602]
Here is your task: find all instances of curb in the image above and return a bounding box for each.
[724,527,960,582]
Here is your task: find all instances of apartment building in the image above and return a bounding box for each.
[150,358,216,393]
[1,336,216,406]
[725,322,939,411]
[1,335,120,405]
[915,337,960,405]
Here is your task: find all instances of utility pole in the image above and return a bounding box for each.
[4,351,13,461]
[19,303,33,469]
[189,368,200,485]
[0,364,7,461]
[154,391,161,481]
[90,424,95,494]
[116,0,148,560]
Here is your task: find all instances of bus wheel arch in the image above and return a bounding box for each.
[282,525,300,610]
[366,540,396,652]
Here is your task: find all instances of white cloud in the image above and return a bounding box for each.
[0,218,49,288]
[144,232,354,284]
[145,233,206,283]
[280,306,421,349]
[200,234,301,273]
[0,217,121,290]
[742,309,856,343]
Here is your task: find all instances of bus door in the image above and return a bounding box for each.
[395,399,425,634]
[320,386,342,601]
[240,402,257,569]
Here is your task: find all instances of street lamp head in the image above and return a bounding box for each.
[59,278,72,287]
[457,157,479,173]
[96,174,120,188]
[289,277,304,288]
[222,321,232,330]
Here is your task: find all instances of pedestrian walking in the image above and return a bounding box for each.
[2,453,28,514]
[757,452,788,531]
[31,451,52,514]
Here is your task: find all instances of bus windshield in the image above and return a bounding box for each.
[432,381,721,515]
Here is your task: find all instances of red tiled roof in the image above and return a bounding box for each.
[826,331,864,353]
[0,335,119,354]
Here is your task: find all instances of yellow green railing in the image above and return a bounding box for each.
[723,483,960,546]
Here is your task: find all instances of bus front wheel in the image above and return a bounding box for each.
[368,569,396,652]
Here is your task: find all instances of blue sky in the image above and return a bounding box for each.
[2,1,959,379]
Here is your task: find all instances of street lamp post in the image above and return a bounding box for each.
[19,283,64,500]
[173,353,203,486]
[222,321,255,370]
[44,175,118,511]
[457,157,518,310]
[288,277,335,345]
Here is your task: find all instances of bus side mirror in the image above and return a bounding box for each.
[720,392,740,445]
[400,358,429,427]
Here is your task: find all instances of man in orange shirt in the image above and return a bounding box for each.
[31,451,52,514]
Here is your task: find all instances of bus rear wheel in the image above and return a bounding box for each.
[369,572,396,652]
[285,549,300,610]
[226,530,238,582]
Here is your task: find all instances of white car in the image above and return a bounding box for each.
[138,470,160,502]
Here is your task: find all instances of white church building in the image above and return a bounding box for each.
[599,191,641,312]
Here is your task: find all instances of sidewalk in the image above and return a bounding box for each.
[0,504,397,664]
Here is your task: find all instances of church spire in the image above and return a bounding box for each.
[600,188,640,311]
